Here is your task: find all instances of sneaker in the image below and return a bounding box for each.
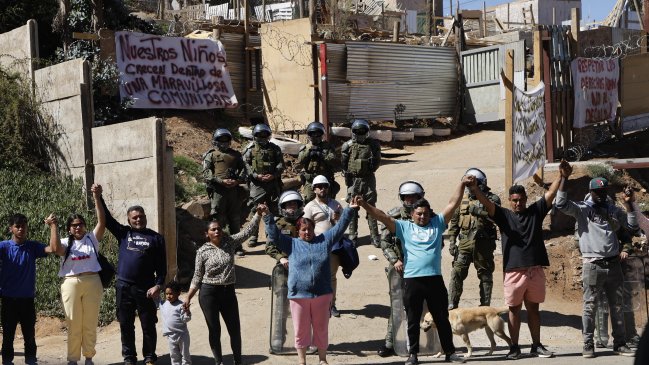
[613,345,635,357]
[627,335,640,348]
[330,305,340,317]
[405,353,418,365]
[582,343,595,358]
[530,343,554,358]
[235,248,246,257]
[247,240,258,248]
[377,345,395,357]
[445,353,466,363]
[595,341,607,349]
[84,359,94,365]
[506,344,521,360]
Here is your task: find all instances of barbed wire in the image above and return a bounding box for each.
[582,34,648,60]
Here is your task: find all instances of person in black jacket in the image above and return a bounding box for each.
[101,198,167,365]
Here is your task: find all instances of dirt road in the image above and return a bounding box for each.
[32,130,636,365]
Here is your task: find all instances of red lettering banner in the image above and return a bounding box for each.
[571,58,619,128]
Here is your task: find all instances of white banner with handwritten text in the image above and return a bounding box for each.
[571,58,619,128]
[513,82,546,184]
[115,31,238,109]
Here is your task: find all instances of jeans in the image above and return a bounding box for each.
[1,297,37,363]
[199,284,242,364]
[403,275,455,354]
[582,259,626,347]
[116,280,158,363]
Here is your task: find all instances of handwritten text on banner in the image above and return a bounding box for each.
[115,31,238,109]
[513,82,546,183]
[571,58,619,129]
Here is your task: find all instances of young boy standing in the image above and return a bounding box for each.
[0,213,60,365]
[160,281,192,365]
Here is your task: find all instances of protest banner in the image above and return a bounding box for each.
[115,31,238,109]
[513,82,546,183]
[571,58,619,128]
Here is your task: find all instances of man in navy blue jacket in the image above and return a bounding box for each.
[102,197,167,365]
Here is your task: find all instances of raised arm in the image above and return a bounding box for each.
[545,159,572,207]
[91,184,106,241]
[44,214,61,254]
[356,196,395,233]
[323,207,356,248]
[229,212,261,246]
[441,175,473,224]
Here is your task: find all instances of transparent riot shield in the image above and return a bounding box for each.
[269,264,295,354]
[389,266,442,356]
[621,255,648,342]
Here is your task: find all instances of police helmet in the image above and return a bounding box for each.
[212,128,232,150]
[306,122,325,144]
[253,123,272,146]
[398,180,425,209]
[312,175,330,186]
[465,168,488,190]
[278,190,304,220]
[351,119,370,142]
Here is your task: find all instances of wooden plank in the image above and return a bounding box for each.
[504,49,514,189]
[73,32,99,40]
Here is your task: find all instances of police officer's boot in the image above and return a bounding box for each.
[448,269,462,310]
[367,215,381,248]
[347,210,359,246]
[479,275,493,306]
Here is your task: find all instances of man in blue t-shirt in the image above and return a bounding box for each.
[0,213,60,365]
[357,174,474,365]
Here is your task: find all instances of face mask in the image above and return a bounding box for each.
[352,132,368,143]
[216,140,231,151]
[309,134,323,145]
[255,136,270,146]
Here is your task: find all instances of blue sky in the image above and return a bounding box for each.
[447,0,617,24]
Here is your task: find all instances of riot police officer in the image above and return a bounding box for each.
[296,122,339,202]
[341,119,381,247]
[243,123,285,247]
[265,190,304,264]
[378,181,425,357]
[447,168,501,309]
[202,128,247,256]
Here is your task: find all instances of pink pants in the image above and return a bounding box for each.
[289,293,333,349]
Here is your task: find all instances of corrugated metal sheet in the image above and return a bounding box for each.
[462,40,526,123]
[221,33,263,119]
[327,42,458,122]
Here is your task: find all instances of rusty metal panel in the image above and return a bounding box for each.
[221,33,263,120]
[462,40,525,123]
[327,42,457,123]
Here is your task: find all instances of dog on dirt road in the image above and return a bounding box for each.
[421,306,512,358]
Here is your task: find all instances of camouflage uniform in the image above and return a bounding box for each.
[341,137,381,245]
[447,191,501,307]
[202,146,247,234]
[380,206,408,351]
[265,217,299,261]
[296,141,339,202]
[243,140,285,245]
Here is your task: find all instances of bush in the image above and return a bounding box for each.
[0,169,118,325]
[174,155,206,204]
[584,163,622,186]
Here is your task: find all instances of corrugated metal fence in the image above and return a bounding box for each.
[220,33,263,119]
[326,42,458,122]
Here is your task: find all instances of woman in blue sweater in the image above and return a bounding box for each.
[263,197,359,365]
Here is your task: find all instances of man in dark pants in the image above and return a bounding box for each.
[357,176,473,365]
[102,198,167,365]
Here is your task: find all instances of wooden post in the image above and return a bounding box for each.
[644,0,649,31]
[262,0,266,21]
[542,31,555,162]
[309,0,316,34]
[571,7,580,56]
[299,0,304,18]
[320,44,330,140]
[483,1,487,37]
[393,21,400,42]
[449,0,452,16]
[529,4,535,26]
[507,2,510,29]
[427,0,433,37]
[532,27,542,87]
[632,0,644,30]
[505,49,514,190]
[431,0,436,35]
[244,0,250,123]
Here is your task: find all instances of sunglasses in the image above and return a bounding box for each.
[314,184,329,190]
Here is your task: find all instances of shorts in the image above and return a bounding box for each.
[503,266,546,307]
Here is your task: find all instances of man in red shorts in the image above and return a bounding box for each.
[468,160,571,360]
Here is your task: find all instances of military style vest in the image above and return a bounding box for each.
[206,148,240,179]
[347,143,373,176]
[457,194,497,240]
[250,143,282,175]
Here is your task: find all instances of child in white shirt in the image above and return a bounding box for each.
[160,281,191,365]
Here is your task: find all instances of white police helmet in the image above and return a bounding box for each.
[398,180,425,208]
[312,175,330,186]
[465,168,487,190]
[278,190,304,220]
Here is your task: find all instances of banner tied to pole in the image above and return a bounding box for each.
[115,31,238,109]
[571,58,619,129]
[513,82,546,184]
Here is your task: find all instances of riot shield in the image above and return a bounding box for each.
[621,255,648,342]
[269,264,294,354]
[389,266,443,356]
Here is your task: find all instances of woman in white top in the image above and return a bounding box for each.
[53,184,106,365]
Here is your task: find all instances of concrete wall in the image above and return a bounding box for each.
[93,117,177,280]
[0,20,37,80]
[34,59,93,181]
[261,18,315,131]
[490,0,580,27]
